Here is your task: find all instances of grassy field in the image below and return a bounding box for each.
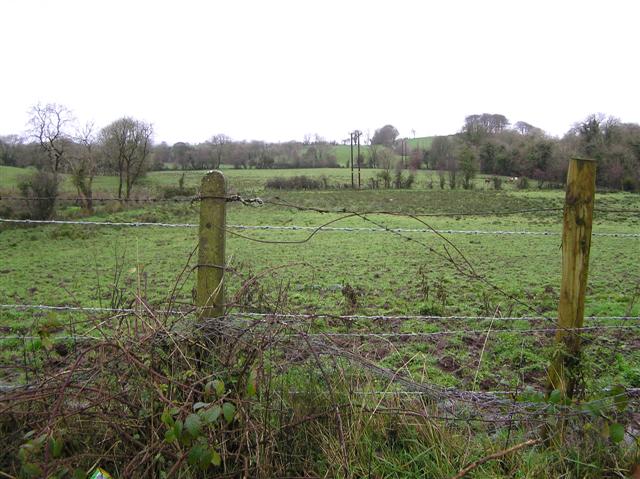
[1,165,639,477]
[0,165,35,188]
[1,166,638,379]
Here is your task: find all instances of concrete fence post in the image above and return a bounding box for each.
[197,170,226,320]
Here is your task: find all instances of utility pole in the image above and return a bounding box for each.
[349,132,354,188]
[355,130,362,189]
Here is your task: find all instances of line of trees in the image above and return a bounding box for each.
[423,113,640,191]
[2,127,340,177]
[365,115,640,192]
[152,136,339,170]
[2,107,639,196]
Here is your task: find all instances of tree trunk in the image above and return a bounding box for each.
[118,170,123,200]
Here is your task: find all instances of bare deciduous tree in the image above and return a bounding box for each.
[208,134,232,169]
[27,103,74,176]
[69,122,99,210]
[100,117,153,199]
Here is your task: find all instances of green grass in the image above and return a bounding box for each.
[406,136,434,150]
[329,136,435,167]
[0,165,36,188]
[1,167,639,393]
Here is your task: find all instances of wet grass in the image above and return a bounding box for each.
[1,169,639,391]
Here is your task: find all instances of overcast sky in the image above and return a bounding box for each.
[1,0,638,144]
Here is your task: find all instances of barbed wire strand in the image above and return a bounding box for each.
[262,196,640,216]
[2,217,637,237]
[0,195,199,203]
[1,303,637,322]
[3,310,638,343]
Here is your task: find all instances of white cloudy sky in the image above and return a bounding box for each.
[1,0,638,144]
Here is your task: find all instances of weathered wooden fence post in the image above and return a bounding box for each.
[197,171,226,319]
[548,157,596,398]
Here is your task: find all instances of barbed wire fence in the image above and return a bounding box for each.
[1,172,639,386]
[1,167,639,476]
[1,196,638,369]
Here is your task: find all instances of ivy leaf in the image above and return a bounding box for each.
[188,444,214,470]
[213,380,225,397]
[18,445,30,463]
[193,402,209,411]
[187,444,207,467]
[204,382,213,401]
[609,423,625,443]
[185,414,202,438]
[205,380,225,400]
[164,429,177,443]
[548,389,562,404]
[246,370,257,398]
[49,437,63,458]
[161,408,174,427]
[173,420,183,440]
[223,402,236,424]
[211,449,221,467]
[22,463,43,478]
[201,405,221,424]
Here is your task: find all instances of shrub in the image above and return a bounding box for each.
[265,176,325,190]
[492,176,503,190]
[161,185,197,199]
[376,171,392,189]
[448,170,457,189]
[418,301,445,316]
[516,176,530,189]
[622,177,638,192]
[0,203,14,218]
[18,171,59,220]
[393,170,403,189]
[403,173,415,189]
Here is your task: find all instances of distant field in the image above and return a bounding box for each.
[330,136,434,167]
[1,162,520,196]
[406,136,434,150]
[0,165,35,188]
